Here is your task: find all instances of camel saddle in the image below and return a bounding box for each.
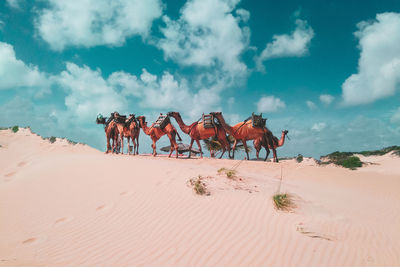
[202,113,215,129]
[115,115,127,124]
[154,114,170,129]
[251,112,266,128]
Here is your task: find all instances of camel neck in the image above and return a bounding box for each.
[172,114,190,134]
[278,133,286,147]
[216,115,233,135]
[139,120,152,135]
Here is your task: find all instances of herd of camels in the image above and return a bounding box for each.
[96,111,289,162]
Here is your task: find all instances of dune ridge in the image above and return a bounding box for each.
[1,128,400,266]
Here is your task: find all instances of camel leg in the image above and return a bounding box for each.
[256,149,260,160]
[120,135,124,155]
[126,136,130,154]
[188,139,194,158]
[218,138,227,159]
[272,148,278,162]
[264,146,270,161]
[195,139,202,158]
[175,142,179,159]
[231,139,238,159]
[136,136,139,155]
[106,136,110,153]
[131,137,136,155]
[152,141,157,156]
[243,140,250,160]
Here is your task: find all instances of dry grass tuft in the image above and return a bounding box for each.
[189,176,209,195]
[217,168,237,179]
[273,193,295,211]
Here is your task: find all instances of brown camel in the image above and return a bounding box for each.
[211,112,277,161]
[122,114,140,155]
[112,112,129,154]
[137,115,182,158]
[167,112,231,158]
[97,114,119,153]
[254,130,288,161]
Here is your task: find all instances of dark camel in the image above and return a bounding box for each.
[167,112,230,158]
[253,130,288,162]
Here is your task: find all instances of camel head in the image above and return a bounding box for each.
[136,116,146,128]
[112,111,120,118]
[210,111,222,116]
[283,130,290,140]
[167,111,180,118]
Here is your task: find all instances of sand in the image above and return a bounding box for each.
[1,128,400,266]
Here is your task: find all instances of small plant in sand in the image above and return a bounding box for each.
[11,126,19,133]
[49,136,56,143]
[296,154,303,163]
[189,176,209,195]
[272,193,295,211]
[67,139,78,145]
[217,167,237,179]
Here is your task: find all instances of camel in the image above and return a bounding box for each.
[112,112,129,154]
[97,114,119,153]
[121,114,140,155]
[254,130,288,161]
[137,115,183,158]
[167,112,231,158]
[211,112,277,161]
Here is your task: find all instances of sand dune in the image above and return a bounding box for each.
[1,128,400,266]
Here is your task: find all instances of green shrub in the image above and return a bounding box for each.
[67,139,78,145]
[11,126,19,133]
[296,154,303,163]
[273,193,294,211]
[49,136,56,143]
[339,156,362,170]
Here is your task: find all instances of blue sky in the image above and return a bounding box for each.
[1,0,400,158]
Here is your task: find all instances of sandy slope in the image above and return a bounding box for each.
[1,128,400,267]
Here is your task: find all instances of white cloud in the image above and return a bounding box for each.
[319,94,334,105]
[256,18,314,71]
[342,13,400,105]
[256,96,286,113]
[0,42,49,91]
[391,107,400,124]
[56,63,128,122]
[157,0,249,77]
[105,68,224,119]
[6,0,21,8]
[35,0,163,50]
[306,100,317,110]
[311,122,326,132]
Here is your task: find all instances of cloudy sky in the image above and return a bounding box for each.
[1,0,400,158]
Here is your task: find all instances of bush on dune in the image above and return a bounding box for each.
[12,126,19,133]
[273,193,295,211]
